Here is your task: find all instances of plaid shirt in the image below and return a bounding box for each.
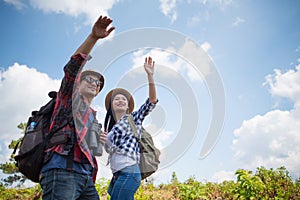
[46,54,98,181]
[106,98,158,163]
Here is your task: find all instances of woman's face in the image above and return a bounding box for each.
[112,94,129,113]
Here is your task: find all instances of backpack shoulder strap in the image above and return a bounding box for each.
[127,115,139,140]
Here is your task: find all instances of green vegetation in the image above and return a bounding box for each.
[0,167,299,200]
[1,124,299,199]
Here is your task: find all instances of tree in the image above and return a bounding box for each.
[0,123,28,186]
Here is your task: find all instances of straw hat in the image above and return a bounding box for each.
[105,88,134,113]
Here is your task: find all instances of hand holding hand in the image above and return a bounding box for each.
[91,15,115,39]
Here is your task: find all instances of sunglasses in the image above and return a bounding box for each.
[83,76,102,87]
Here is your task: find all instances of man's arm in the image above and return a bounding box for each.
[73,15,115,56]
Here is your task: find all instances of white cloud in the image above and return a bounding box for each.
[201,0,234,10]
[0,63,60,163]
[130,48,199,81]
[201,41,211,52]
[129,39,213,82]
[232,64,300,178]
[176,39,213,79]
[232,16,246,27]
[159,0,178,23]
[264,64,300,108]
[146,125,175,150]
[151,167,173,185]
[187,14,201,27]
[131,48,178,73]
[4,0,26,10]
[159,0,234,24]
[211,170,235,183]
[4,0,119,25]
[233,109,300,177]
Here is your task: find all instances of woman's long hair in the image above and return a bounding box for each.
[104,103,116,132]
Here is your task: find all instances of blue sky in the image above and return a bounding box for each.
[1,0,300,186]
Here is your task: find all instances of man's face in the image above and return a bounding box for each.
[79,75,101,98]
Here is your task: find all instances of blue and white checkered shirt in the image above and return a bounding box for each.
[106,98,158,173]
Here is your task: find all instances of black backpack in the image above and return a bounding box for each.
[127,115,161,180]
[13,91,69,183]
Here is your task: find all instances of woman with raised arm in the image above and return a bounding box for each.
[104,57,158,200]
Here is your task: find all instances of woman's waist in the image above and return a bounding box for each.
[110,153,138,173]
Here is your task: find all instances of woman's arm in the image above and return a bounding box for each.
[144,57,157,103]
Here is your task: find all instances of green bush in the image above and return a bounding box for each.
[0,166,299,200]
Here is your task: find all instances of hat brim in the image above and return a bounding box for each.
[105,88,134,113]
[80,70,105,92]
